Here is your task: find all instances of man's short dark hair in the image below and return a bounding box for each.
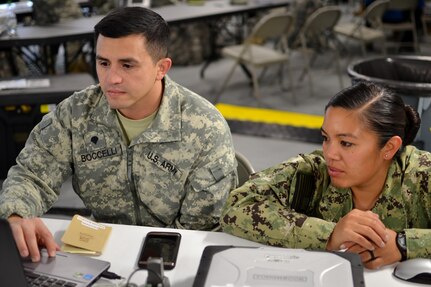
[94,7,170,62]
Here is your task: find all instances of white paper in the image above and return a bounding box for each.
[0,78,50,90]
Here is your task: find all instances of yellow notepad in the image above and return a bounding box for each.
[61,215,112,255]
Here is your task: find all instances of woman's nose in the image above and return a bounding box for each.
[323,142,339,161]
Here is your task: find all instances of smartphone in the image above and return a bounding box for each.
[138,231,181,270]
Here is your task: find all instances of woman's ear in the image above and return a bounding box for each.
[383,136,403,160]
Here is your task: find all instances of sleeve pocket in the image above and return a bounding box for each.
[190,156,236,192]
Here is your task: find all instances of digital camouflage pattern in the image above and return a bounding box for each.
[91,0,117,15]
[32,0,82,25]
[221,146,431,259]
[0,76,237,231]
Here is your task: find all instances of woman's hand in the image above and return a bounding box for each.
[326,209,389,252]
[345,229,402,269]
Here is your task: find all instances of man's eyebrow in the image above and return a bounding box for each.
[118,58,139,64]
[95,56,138,64]
[95,55,108,61]
[320,127,358,139]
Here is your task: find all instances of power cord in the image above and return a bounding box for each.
[101,270,123,280]
[145,258,170,287]
[95,258,170,287]
[125,257,170,287]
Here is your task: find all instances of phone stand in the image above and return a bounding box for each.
[146,257,170,287]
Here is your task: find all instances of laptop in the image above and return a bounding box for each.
[193,245,365,287]
[0,218,111,287]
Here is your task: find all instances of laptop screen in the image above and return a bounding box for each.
[0,218,30,287]
[0,218,111,287]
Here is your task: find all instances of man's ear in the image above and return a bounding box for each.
[156,58,172,80]
[383,136,403,159]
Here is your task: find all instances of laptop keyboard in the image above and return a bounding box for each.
[25,271,77,287]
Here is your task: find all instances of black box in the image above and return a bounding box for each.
[0,105,45,179]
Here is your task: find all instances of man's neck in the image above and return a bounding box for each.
[120,80,164,120]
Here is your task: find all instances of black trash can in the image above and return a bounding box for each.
[347,56,431,151]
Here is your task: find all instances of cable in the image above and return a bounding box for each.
[101,270,123,280]
[125,268,144,287]
[124,265,170,287]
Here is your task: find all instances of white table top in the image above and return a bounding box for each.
[42,218,417,287]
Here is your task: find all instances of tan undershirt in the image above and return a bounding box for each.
[116,109,158,144]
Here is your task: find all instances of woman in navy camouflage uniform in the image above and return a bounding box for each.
[222,81,430,269]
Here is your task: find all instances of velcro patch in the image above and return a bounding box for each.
[210,165,225,181]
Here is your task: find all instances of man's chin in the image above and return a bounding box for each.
[106,100,126,110]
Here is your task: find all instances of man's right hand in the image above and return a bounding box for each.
[8,215,59,262]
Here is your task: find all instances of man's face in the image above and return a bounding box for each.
[96,34,170,119]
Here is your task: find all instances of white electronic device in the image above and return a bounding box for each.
[193,246,365,287]
[127,0,151,8]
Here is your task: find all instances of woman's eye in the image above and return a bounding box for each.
[321,134,328,142]
[341,141,352,147]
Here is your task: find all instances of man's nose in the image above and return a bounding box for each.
[106,68,122,84]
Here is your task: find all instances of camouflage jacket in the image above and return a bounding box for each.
[221,146,431,259]
[0,76,237,230]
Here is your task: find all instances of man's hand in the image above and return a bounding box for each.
[346,229,402,269]
[8,215,59,262]
[326,209,389,252]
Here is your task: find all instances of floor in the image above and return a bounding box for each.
[4,6,431,214]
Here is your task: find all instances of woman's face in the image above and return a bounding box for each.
[321,107,388,191]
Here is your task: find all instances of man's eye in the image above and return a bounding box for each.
[123,63,133,69]
[321,134,328,142]
[341,141,352,147]
[98,61,108,67]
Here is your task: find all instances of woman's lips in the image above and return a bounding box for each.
[328,166,343,177]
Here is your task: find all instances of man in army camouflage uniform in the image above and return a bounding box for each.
[0,7,237,262]
[221,81,431,269]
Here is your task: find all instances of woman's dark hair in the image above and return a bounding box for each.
[94,7,170,62]
[325,81,421,150]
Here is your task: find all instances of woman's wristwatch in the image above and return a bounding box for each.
[396,231,407,261]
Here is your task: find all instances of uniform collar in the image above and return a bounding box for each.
[372,152,407,228]
[89,77,181,144]
[89,86,121,131]
[136,75,181,143]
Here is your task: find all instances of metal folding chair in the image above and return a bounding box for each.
[382,0,419,52]
[215,12,294,104]
[334,0,389,56]
[298,6,343,97]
